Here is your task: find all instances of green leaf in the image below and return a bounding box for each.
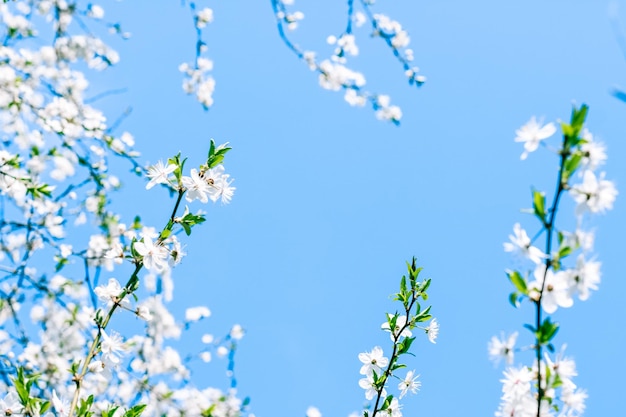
[208,140,216,160]
[571,104,588,130]
[414,305,432,322]
[160,229,172,240]
[387,313,399,333]
[398,337,415,355]
[382,395,394,409]
[123,404,147,417]
[77,395,94,417]
[371,369,380,384]
[563,104,589,148]
[102,406,120,417]
[532,189,547,223]
[55,257,69,272]
[558,245,572,259]
[208,154,225,168]
[207,140,232,168]
[13,368,30,405]
[507,270,528,295]
[537,317,560,345]
[201,404,216,417]
[391,363,407,371]
[40,401,51,414]
[563,152,582,182]
[509,292,520,308]
[560,122,574,140]
[415,314,432,323]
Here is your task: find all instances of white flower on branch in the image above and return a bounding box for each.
[384,397,403,417]
[50,153,77,181]
[52,390,70,417]
[514,117,556,160]
[230,324,244,340]
[94,278,129,308]
[135,305,153,322]
[426,318,439,344]
[358,375,385,401]
[570,170,617,215]
[375,95,402,123]
[504,223,546,264]
[179,59,216,109]
[143,296,182,341]
[146,160,176,190]
[381,314,412,341]
[544,348,578,391]
[196,8,214,29]
[100,330,127,366]
[398,370,421,398]
[497,366,533,408]
[318,60,366,91]
[185,306,211,322]
[529,265,573,314]
[562,386,588,415]
[134,236,169,272]
[567,254,601,301]
[373,14,410,49]
[0,392,21,416]
[488,332,518,366]
[182,168,211,203]
[182,166,235,204]
[358,345,389,376]
[580,129,607,170]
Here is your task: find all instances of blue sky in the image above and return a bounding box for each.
[90,1,626,416]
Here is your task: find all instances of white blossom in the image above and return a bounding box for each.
[514,117,556,160]
[185,306,211,322]
[570,170,617,215]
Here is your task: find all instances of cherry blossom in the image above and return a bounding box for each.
[514,117,556,160]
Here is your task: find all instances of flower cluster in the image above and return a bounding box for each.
[146,141,235,205]
[0,2,246,417]
[271,0,424,124]
[178,3,216,109]
[355,259,437,417]
[179,58,216,110]
[492,105,616,417]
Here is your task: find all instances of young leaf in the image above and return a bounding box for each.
[507,270,528,295]
[532,189,547,223]
[398,336,415,355]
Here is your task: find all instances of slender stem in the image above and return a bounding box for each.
[371,293,418,417]
[534,139,568,417]
[346,0,355,34]
[68,263,141,417]
[68,189,186,417]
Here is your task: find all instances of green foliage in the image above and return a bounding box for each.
[77,395,95,417]
[206,139,231,169]
[123,404,147,417]
[11,367,48,417]
[532,189,547,224]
